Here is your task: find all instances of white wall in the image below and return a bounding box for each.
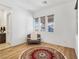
[33,1,76,48]
[11,8,33,46]
[0,10,6,26]
[0,0,33,46]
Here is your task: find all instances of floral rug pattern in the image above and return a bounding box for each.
[19,47,65,59]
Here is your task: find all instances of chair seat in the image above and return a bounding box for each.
[27,33,41,44]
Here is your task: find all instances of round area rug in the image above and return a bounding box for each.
[19,47,65,59]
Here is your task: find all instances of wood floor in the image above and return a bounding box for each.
[0,43,77,59]
[0,43,11,50]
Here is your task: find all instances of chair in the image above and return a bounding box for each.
[27,32,41,44]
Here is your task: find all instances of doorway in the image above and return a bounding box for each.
[0,4,12,50]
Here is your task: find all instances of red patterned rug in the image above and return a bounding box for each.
[19,47,65,59]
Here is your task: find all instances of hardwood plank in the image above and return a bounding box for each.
[0,43,77,59]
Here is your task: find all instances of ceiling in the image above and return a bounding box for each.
[17,0,74,12]
[0,0,75,12]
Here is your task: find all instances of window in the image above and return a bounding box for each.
[40,16,45,31]
[34,18,39,31]
[34,14,54,32]
[47,15,54,32]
